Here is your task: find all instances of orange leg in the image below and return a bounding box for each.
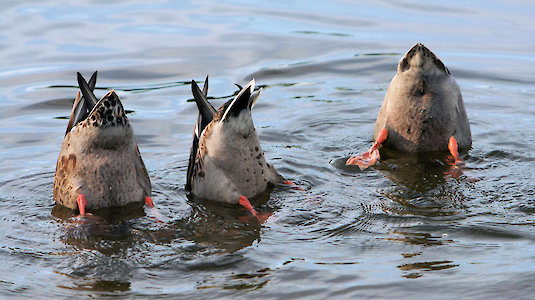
[143,196,167,223]
[144,196,154,207]
[238,195,271,223]
[239,195,258,216]
[444,136,469,179]
[448,136,461,163]
[71,194,113,234]
[346,129,388,170]
[375,128,388,146]
[77,194,87,215]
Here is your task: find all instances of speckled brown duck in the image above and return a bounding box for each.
[53,71,153,215]
[347,43,471,170]
[186,77,292,219]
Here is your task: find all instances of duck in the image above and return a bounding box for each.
[186,77,290,219]
[347,43,471,170]
[53,71,153,215]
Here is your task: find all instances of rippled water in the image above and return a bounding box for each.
[1,0,535,299]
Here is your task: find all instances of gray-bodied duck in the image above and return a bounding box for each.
[53,71,153,215]
[187,77,294,220]
[347,43,471,172]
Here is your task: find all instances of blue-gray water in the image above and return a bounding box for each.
[1,0,535,299]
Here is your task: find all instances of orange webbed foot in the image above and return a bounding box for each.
[255,211,272,223]
[346,129,387,170]
[68,205,112,238]
[144,196,166,223]
[346,148,380,170]
[238,195,271,223]
[238,211,272,223]
[72,194,112,235]
[238,195,258,216]
[284,180,305,191]
[144,196,154,207]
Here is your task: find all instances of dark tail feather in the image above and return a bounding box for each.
[202,75,209,98]
[77,71,98,111]
[191,78,216,133]
[187,76,214,192]
[222,79,255,121]
[72,71,98,125]
[66,71,98,134]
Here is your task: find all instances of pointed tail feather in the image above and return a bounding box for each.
[191,79,216,135]
[70,71,98,129]
[65,91,82,135]
[66,71,99,134]
[221,79,255,121]
[77,72,98,112]
[202,75,209,98]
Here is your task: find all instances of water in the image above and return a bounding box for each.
[1,0,535,298]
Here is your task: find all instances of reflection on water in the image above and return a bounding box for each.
[399,260,459,279]
[1,0,535,299]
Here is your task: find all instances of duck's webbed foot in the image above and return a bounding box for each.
[144,196,154,207]
[346,128,388,170]
[444,136,479,182]
[144,196,166,223]
[66,193,113,237]
[238,195,271,223]
[283,180,305,191]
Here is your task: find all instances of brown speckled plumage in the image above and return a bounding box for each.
[53,72,151,211]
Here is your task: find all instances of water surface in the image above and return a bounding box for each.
[1,0,535,299]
